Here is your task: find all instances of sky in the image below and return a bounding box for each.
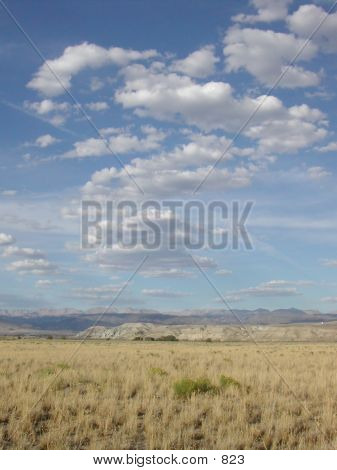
[1,0,337,312]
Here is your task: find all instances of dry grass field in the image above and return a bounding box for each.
[0,338,336,450]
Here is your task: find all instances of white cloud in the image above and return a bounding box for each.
[35,134,60,148]
[24,99,70,125]
[24,99,69,115]
[287,4,337,53]
[0,233,15,246]
[1,190,17,197]
[116,65,248,130]
[229,280,303,298]
[2,246,46,259]
[245,114,327,154]
[321,259,337,268]
[85,101,109,111]
[216,269,232,276]
[142,288,190,298]
[317,141,337,153]
[307,166,330,180]
[27,42,158,96]
[321,296,337,303]
[84,163,253,197]
[115,64,326,154]
[223,27,319,88]
[233,0,292,23]
[71,284,123,300]
[77,127,259,197]
[262,279,314,287]
[83,246,217,273]
[63,126,166,159]
[140,268,196,279]
[6,258,58,275]
[79,107,325,198]
[36,279,52,288]
[171,45,219,78]
[90,76,104,91]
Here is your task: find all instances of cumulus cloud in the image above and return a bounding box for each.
[79,109,325,199]
[85,101,109,111]
[90,77,104,91]
[115,64,326,155]
[1,190,17,197]
[307,166,330,180]
[24,99,69,115]
[27,42,158,96]
[83,246,217,273]
[83,163,253,198]
[115,65,264,130]
[317,141,337,153]
[233,0,292,23]
[6,258,58,275]
[171,45,219,78]
[34,134,60,148]
[287,4,337,53]
[245,110,327,154]
[79,131,254,188]
[24,99,70,125]
[2,246,46,259]
[0,233,15,246]
[63,125,166,159]
[223,27,319,88]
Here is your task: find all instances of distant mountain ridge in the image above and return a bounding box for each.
[0,308,337,336]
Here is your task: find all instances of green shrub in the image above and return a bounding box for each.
[38,366,55,377]
[158,335,177,342]
[219,375,241,389]
[149,367,168,377]
[173,377,218,398]
[57,362,70,370]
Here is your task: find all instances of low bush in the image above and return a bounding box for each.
[173,377,218,398]
[219,375,241,389]
[149,367,168,377]
[158,335,178,342]
[57,362,70,370]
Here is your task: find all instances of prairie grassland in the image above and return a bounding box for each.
[0,339,336,449]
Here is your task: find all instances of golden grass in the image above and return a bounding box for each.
[0,339,336,449]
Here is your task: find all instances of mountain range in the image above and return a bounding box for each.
[0,307,337,336]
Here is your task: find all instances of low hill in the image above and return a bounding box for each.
[78,321,337,342]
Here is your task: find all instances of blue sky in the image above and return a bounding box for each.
[1,0,337,312]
